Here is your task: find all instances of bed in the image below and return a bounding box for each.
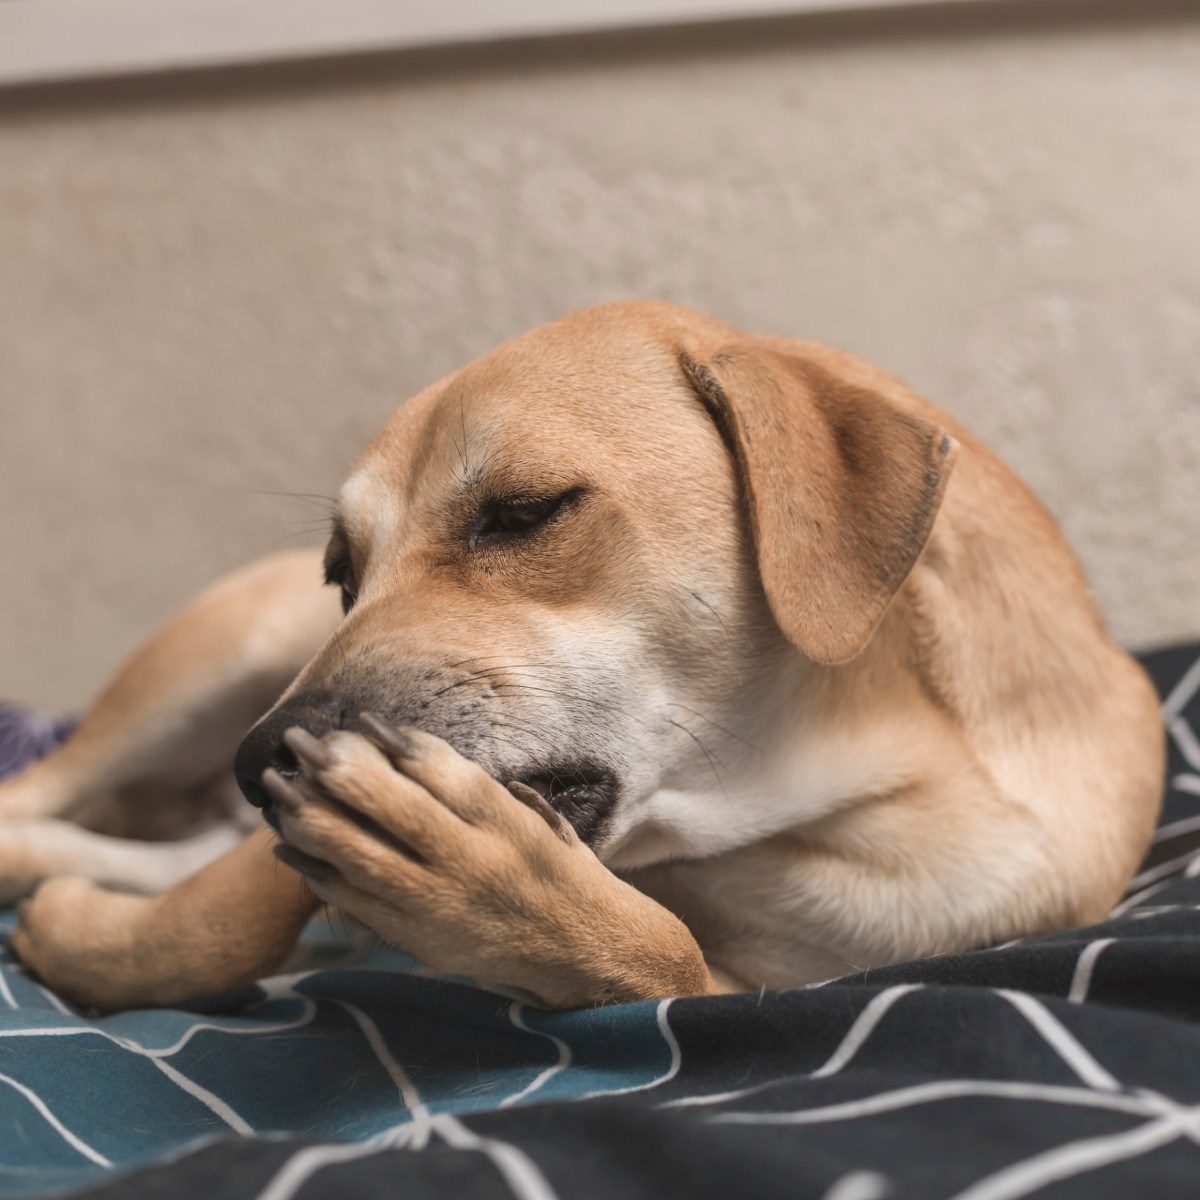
[2,643,1198,1200]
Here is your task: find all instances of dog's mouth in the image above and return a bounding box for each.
[254,758,618,846]
[517,765,617,846]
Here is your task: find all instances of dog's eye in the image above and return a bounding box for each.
[324,559,357,614]
[474,490,580,545]
[494,498,559,534]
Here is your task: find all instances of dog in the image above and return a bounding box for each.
[0,301,1165,1012]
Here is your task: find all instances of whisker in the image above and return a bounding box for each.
[431,675,487,700]
[243,489,340,510]
[667,703,763,753]
[280,521,337,535]
[486,716,549,742]
[664,716,729,802]
[488,665,607,677]
[329,616,351,671]
[267,528,335,549]
[442,656,603,673]
[488,681,611,711]
[690,591,742,686]
[469,731,528,757]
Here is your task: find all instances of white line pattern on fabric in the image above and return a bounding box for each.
[0,1070,112,1167]
[984,938,1026,953]
[576,999,680,1100]
[270,1001,562,1200]
[434,1114,561,1200]
[947,1108,1200,1200]
[0,1022,255,1132]
[1108,878,1174,919]
[1131,904,1200,920]
[256,1000,434,1200]
[0,988,321,1135]
[137,1001,319,1057]
[1169,716,1200,772]
[665,984,922,1110]
[1128,849,1200,891]
[1151,809,1200,842]
[997,992,1120,1092]
[0,990,317,1054]
[1067,939,1115,1004]
[821,1170,891,1200]
[811,985,924,1079]
[256,1137,405,1200]
[663,1075,802,1111]
[1161,652,1200,722]
[333,1001,430,1129]
[33,982,74,1015]
[499,1003,572,1108]
[149,1058,254,1135]
[708,1079,1156,1126]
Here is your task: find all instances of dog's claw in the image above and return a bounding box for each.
[283,726,334,772]
[358,713,419,763]
[506,781,573,843]
[261,767,306,812]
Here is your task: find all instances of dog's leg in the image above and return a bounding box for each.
[260,721,720,1008]
[12,828,317,1010]
[0,550,339,828]
[0,821,243,906]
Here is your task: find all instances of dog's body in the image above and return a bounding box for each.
[0,302,1164,1010]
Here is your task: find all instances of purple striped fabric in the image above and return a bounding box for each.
[0,703,74,781]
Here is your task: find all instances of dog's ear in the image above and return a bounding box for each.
[681,344,958,665]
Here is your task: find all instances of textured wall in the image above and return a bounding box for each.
[2,4,1199,709]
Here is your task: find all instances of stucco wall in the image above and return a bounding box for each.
[2,3,1198,710]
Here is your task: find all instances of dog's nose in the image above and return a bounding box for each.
[234,694,349,812]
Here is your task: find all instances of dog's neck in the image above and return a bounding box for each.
[603,595,932,871]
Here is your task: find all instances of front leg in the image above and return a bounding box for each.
[266,720,720,1009]
[12,829,316,1011]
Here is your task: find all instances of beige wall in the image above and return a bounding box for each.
[2,3,1199,710]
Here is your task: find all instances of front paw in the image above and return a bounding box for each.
[12,878,157,1010]
[263,718,711,1008]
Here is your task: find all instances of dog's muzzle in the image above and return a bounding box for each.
[234,695,620,846]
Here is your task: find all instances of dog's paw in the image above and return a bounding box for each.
[264,718,710,1008]
[11,877,157,1010]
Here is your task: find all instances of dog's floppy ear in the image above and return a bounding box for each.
[681,344,958,665]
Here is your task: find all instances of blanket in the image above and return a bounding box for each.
[2,644,1199,1200]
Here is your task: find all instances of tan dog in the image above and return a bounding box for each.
[0,301,1165,1011]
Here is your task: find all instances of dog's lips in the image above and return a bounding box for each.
[518,768,617,846]
[258,760,616,846]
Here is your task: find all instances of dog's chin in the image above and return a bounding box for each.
[517,766,618,847]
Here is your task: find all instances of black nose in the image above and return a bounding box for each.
[234,694,350,812]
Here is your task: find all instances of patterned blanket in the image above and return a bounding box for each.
[2,644,1199,1200]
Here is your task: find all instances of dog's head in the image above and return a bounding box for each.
[236,302,956,867]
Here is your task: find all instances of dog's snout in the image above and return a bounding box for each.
[234,695,349,812]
